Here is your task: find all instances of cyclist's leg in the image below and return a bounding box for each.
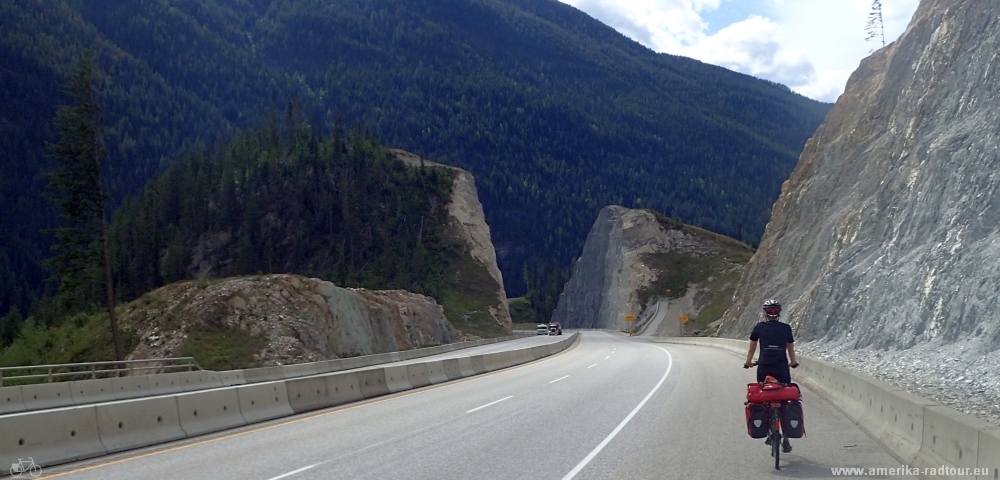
[766,363,793,449]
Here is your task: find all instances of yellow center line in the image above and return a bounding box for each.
[44,336,584,478]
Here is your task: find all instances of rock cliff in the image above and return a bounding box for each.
[719,0,1000,353]
[392,150,512,335]
[552,206,752,333]
[124,274,460,366]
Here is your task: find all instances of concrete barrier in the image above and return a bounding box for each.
[512,348,534,366]
[286,372,364,414]
[979,427,1000,480]
[406,363,431,389]
[177,371,211,392]
[0,385,25,414]
[530,346,546,360]
[145,373,183,396]
[241,366,285,384]
[482,353,503,372]
[382,366,413,393]
[220,370,246,387]
[95,396,185,453]
[357,369,390,399]
[442,359,462,381]
[0,405,105,468]
[470,356,487,375]
[913,405,989,472]
[325,372,364,407]
[236,382,294,424]
[111,375,151,400]
[203,370,225,388]
[69,379,116,405]
[282,363,319,380]
[21,382,74,410]
[175,387,246,437]
[285,375,331,414]
[426,361,449,385]
[457,357,476,378]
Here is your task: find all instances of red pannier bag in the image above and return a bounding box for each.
[746,382,801,404]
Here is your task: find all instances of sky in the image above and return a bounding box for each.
[557,0,921,103]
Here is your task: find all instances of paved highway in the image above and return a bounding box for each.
[40,331,913,479]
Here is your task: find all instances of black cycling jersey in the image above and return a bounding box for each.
[750,320,794,366]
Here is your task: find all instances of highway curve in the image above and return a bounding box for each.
[39,331,914,479]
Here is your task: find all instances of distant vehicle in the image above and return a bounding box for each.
[548,322,562,335]
[537,324,549,335]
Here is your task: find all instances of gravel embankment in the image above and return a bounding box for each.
[799,340,1000,426]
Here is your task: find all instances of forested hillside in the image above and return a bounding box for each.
[110,122,456,305]
[0,0,831,321]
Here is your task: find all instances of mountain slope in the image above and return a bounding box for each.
[0,0,830,319]
[552,206,752,332]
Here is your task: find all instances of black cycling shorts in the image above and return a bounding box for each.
[756,362,791,383]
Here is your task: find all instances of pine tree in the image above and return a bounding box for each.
[865,1,886,51]
[44,51,124,360]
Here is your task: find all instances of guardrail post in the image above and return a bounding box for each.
[0,369,4,386]
[91,364,96,379]
[48,366,53,383]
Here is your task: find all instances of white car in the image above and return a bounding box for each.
[536,324,549,335]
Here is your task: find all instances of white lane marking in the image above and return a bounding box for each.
[466,395,514,413]
[605,356,610,360]
[267,464,318,480]
[587,363,597,369]
[549,375,570,384]
[562,347,674,480]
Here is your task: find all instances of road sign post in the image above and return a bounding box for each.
[626,315,635,335]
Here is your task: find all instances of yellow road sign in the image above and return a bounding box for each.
[679,315,689,323]
[625,315,635,322]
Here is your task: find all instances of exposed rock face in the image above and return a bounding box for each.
[552,206,748,331]
[720,0,1000,352]
[393,149,512,331]
[125,274,460,366]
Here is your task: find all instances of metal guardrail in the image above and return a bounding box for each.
[0,357,202,386]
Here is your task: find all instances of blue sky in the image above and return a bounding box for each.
[558,0,921,103]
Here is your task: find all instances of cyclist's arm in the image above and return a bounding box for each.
[745,340,758,366]
[787,342,798,366]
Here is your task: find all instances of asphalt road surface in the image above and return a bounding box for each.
[40,331,913,479]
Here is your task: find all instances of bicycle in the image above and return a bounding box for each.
[745,362,803,471]
[9,457,42,478]
[764,398,786,470]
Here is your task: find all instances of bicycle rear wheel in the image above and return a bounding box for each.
[772,407,782,470]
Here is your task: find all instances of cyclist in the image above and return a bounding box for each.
[743,298,799,453]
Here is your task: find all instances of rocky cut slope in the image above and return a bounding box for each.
[551,206,752,334]
[124,275,460,368]
[719,0,1000,351]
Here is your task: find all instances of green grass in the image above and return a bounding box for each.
[179,322,266,371]
[635,216,754,336]
[441,252,509,338]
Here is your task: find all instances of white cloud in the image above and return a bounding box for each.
[558,0,921,103]
[676,16,815,88]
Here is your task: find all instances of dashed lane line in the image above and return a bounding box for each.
[466,396,514,413]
